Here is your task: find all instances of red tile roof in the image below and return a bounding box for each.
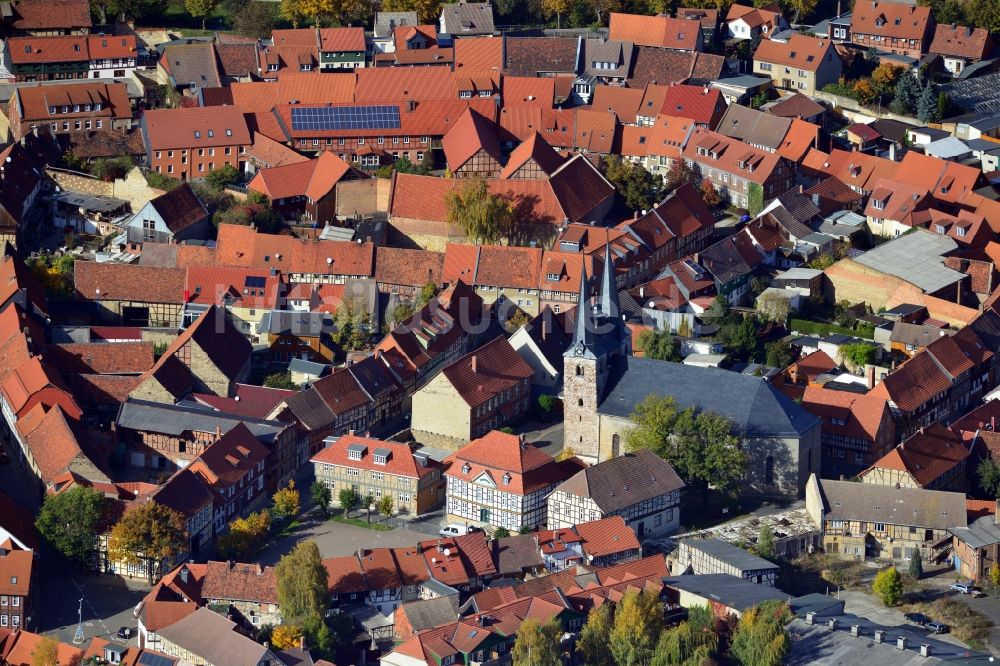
[143,106,251,150]
[319,27,365,52]
[453,36,503,72]
[871,349,952,414]
[446,430,564,495]
[754,33,834,73]
[374,246,444,288]
[930,24,991,59]
[502,76,555,109]
[851,1,932,41]
[17,404,94,485]
[682,128,785,185]
[45,342,154,375]
[592,85,644,122]
[610,12,701,49]
[202,560,278,604]
[187,422,268,489]
[11,0,90,30]
[229,74,355,113]
[311,435,442,479]
[8,35,88,64]
[1,630,82,666]
[500,132,564,179]
[574,515,641,558]
[213,224,374,277]
[661,84,725,126]
[13,81,131,123]
[439,337,533,408]
[191,384,294,420]
[0,543,33,596]
[801,385,891,444]
[863,422,971,488]
[74,261,185,304]
[247,150,354,202]
[441,107,503,172]
[87,34,137,59]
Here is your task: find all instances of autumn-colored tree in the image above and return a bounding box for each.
[700,178,722,206]
[852,78,876,106]
[787,0,817,22]
[271,625,304,650]
[542,0,571,26]
[871,62,902,94]
[512,618,563,666]
[218,510,271,559]
[609,588,663,666]
[30,636,60,666]
[377,494,395,519]
[578,603,613,666]
[108,501,188,582]
[380,0,444,22]
[279,0,308,25]
[873,566,903,606]
[272,480,301,522]
[729,601,791,666]
[588,0,621,23]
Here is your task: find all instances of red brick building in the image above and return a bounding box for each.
[141,106,251,180]
[7,81,131,140]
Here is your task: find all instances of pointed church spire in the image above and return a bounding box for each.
[568,263,594,357]
[597,244,618,319]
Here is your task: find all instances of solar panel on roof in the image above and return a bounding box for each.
[290,105,401,132]
[138,654,176,666]
[245,275,266,289]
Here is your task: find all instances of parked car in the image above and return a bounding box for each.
[904,612,931,626]
[950,583,975,594]
[970,588,986,598]
[926,622,949,634]
[439,523,479,537]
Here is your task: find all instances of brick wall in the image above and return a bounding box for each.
[47,168,116,197]
[335,178,391,217]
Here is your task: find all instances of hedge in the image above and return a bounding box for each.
[790,318,875,340]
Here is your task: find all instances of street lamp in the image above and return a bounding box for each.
[72,597,84,644]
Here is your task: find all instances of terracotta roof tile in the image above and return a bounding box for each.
[574,515,640,558]
[873,349,952,413]
[13,81,131,124]
[1,631,82,666]
[503,36,578,76]
[74,261,185,304]
[851,1,932,41]
[45,342,154,375]
[0,544,33,596]
[311,435,442,479]
[187,422,268,488]
[214,224,374,277]
[11,0,90,30]
[754,33,834,73]
[143,106,250,150]
[661,84,725,126]
[319,26,365,51]
[454,36,503,72]
[439,337,533,408]
[863,422,970,487]
[202,561,278,604]
[610,12,701,49]
[229,74,355,113]
[374,247,443,288]
[930,24,991,59]
[442,108,503,172]
[214,42,258,79]
[768,92,826,119]
[8,35,88,64]
[592,85,644,122]
[502,76,555,108]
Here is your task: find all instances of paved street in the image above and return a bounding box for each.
[514,419,564,458]
[36,561,148,647]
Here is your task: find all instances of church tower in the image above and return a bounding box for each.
[562,246,626,463]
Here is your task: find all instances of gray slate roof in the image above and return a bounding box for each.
[398,595,460,633]
[680,538,779,573]
[161,42,222,89]
[716,104,792,152]
[816,478,967,530]
[156,607,272,666]
[494,533,544,575]
[598,356,821,438]
[375,11,419,38]
[117,398,286,444]
[949,515,1000,550]
[554,449,685,513]
[440,1,495,35]
[889,322,952,347]
[853,230,964,294]
[664,574,787,612]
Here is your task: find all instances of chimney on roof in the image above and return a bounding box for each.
[228,559,235,570]
[909,5,914,12]
[180,567,189,584]
[471,354,477,373]
[865,363,875,389]
[31,125,38,139]
[541,316,548,341]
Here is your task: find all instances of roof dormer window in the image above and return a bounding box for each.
[503,473,511,485]
[374,454,387,465]
[462,463,471,474]
[935,224,946,234]
[872,198,886,210]
[207,129,214,138]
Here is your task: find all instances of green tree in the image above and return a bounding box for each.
[108,501,188,582]
[276,541,329,625]
[311,481,332,517]
[205,163,240,190]
[272,480,301,522]
[651,607,719,666]
[331,298,373,351]
[234,1,279,38]
[377,494,394,519]
[987,561,1000,596]
[625,396,748,505]
[537,394,556,417]
[891,72,920,114]
[511,618,563,666]
[338,486,358,516]
[872,566,903,606]
[603,155,663,212]
[729,601,791,666]
[719,315,764,362]
[417,281,439,307]
[764,341,793,368]
[747,182,765,216]
[637,328,678,361]
[916,81,938,122]
[756,525,776,559]
[446,178,516,245]
[908,554,923,579]
[264,371,297,390]
[610,588,663,666]
[36,487,107,566]
[388,300,415,327]
[362,493,375,523]
[979,458,1000,498]
[493,527,512,539]
[185,0,218,28]
[577,603,613,666]
[841,343,877,371]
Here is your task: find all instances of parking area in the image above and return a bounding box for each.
[840,591,973,651]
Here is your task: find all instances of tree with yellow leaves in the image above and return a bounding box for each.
[108,501,188,584]
[380,0,444,22]
[271,625,304,650]
[542,0,571,26]
[272,480,301,523]
[218,509,271,559]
